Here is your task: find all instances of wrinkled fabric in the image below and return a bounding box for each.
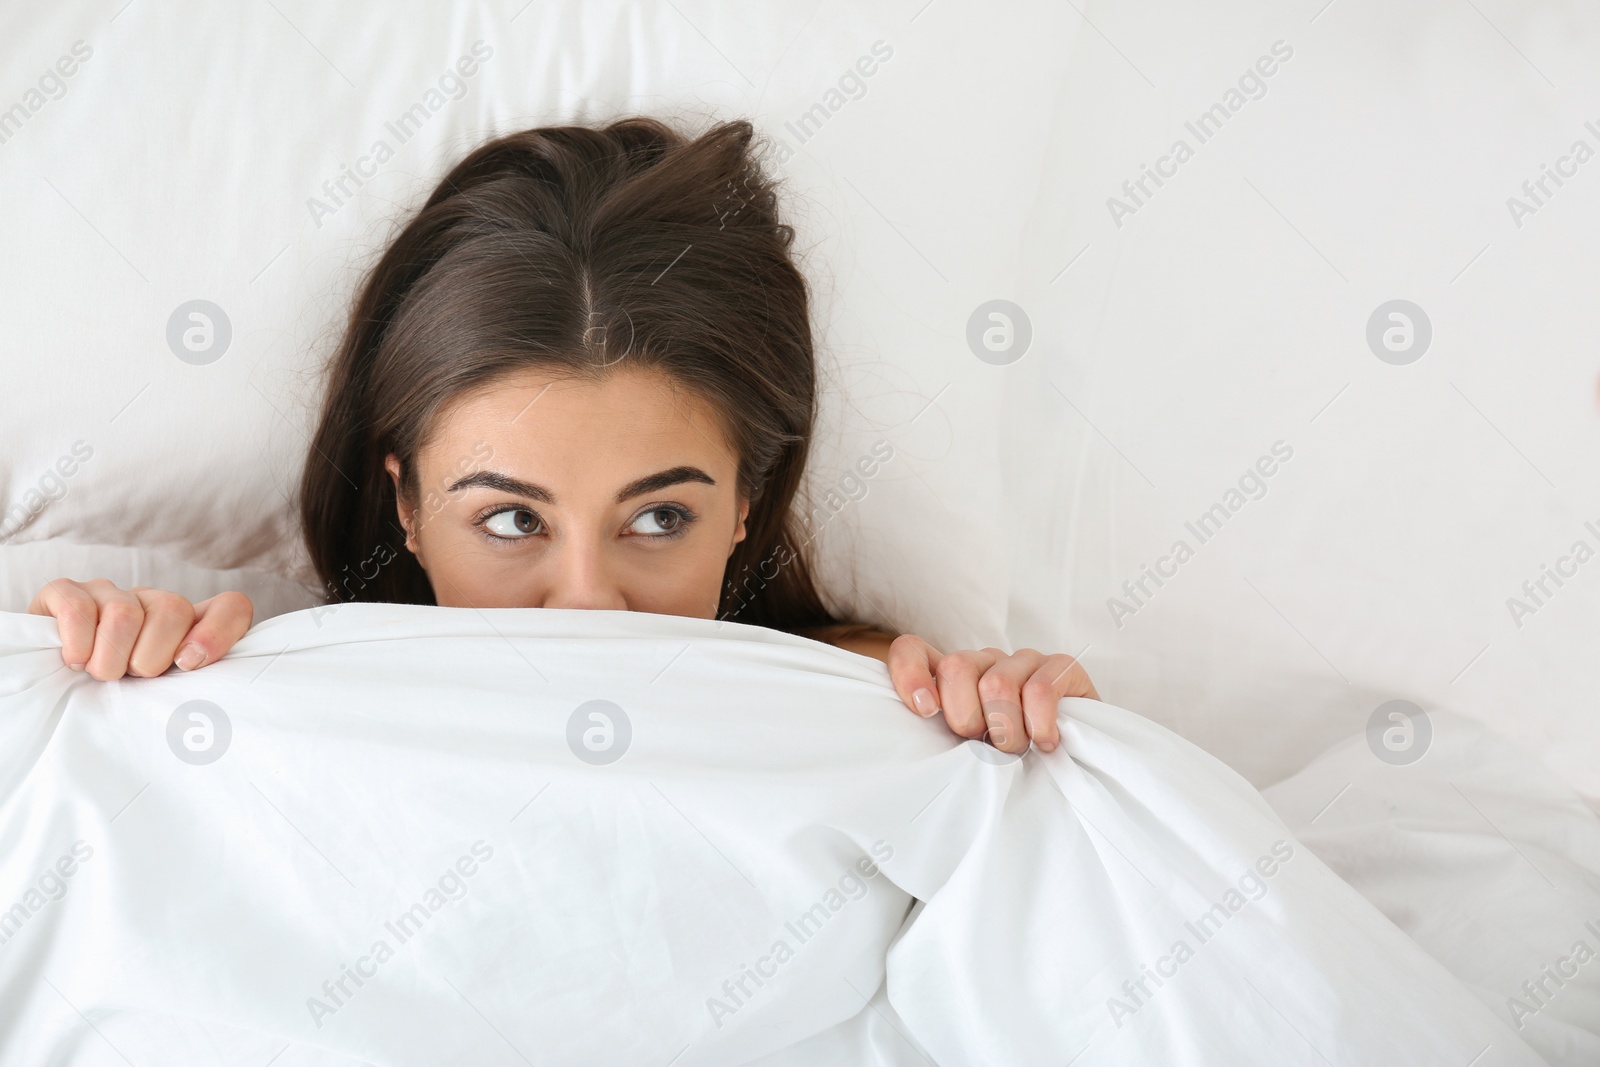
[0,605,1546,1065]
[1267,712,1600,1067]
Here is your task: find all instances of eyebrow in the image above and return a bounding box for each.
[446,465,716,504]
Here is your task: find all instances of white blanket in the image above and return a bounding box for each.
[0,605,1549,1065]
[1266,712,1600,1066]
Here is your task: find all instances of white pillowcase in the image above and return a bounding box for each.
[0,1,1068,659]
[3,1,1597,802]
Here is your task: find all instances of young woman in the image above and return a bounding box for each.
[29,117,1097,754]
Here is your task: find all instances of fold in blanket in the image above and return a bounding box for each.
[1266,711,1600,1066]
[0,605,1547,1065]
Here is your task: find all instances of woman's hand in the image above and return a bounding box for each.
[885,634,1098,754]
[27,579,254,681]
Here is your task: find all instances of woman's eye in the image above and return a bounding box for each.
[629,506,688,536]
[483,508,542,538]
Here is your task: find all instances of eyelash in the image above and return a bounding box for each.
[634,503,697,540]
[471,505,540,545]
[470,503,698,544]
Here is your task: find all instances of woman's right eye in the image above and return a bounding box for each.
[481,507,543,539]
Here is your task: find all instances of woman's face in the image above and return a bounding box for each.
[385,366,748,618]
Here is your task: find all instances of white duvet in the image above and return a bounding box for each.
[0,605,1561,1065]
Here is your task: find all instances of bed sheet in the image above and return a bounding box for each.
[0,604,1555,1065]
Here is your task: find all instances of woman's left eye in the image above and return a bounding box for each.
[628,506,692,537]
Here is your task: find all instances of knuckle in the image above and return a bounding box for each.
[59,587,96,613]
[977,675,1014,703]
[98,600,143,628]
[938,651,978,677]
[147,590,192,616]
[214,591,254,623]
[1047,654,1080,676]
[40,578,76,598]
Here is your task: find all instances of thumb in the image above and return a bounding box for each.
[176,591,255,671]
[886,634,943,718]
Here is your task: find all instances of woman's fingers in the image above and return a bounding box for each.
[974,648,1046,753]
[177,591,254,671]
[1044,652,1098,701]
[886,634,943,718]
[28,577,149,679]
[934,648,1002,740]
[25,579,254,679]
[1016,652,1095,752]
[885,633,1104,754]
[81,580,146,681]
[126,588,196,677]
[26,579,101,671]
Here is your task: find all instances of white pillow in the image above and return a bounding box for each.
[1013,2,1600,797]
[4,1,1597,804]
[0,1,1078,660]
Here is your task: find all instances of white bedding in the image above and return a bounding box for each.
[7,1,1600,803]
[0,605,1560,1065]
[1266,712,1600,1063]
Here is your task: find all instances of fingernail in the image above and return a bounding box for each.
[175,644,206,671]
[1035,739,1057,753]
[67,662,84,672]
[911,688,939,717]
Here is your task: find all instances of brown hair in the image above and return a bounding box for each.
[298,116,848,634]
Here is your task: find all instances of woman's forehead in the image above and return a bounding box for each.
[420,367,740,482]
